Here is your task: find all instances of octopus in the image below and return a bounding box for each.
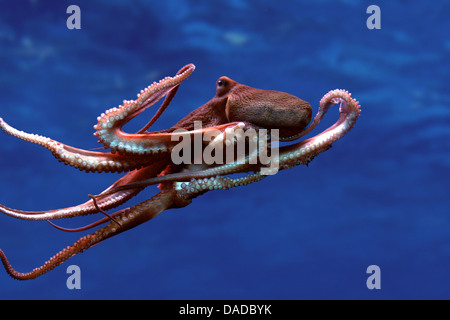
[0,64,360,280]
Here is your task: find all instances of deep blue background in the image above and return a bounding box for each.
[0,0,449,299]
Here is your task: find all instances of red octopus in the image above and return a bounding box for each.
[0,64,360,280]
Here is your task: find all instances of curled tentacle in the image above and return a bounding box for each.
[277,89,361,170]
[94,64,196,155]
[278,89,338,142]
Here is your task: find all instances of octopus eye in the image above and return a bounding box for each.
[217,79,227,87]
[215,76,234,97]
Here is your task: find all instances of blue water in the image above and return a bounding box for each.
[0,0,449,300]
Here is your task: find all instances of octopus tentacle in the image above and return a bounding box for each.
[277,89,361,170]
[173,172,266,207]
[0,117,163,173]
[47,207,130,232]
[0,190,174,280]
[278,89,339,142]
[0,162,168,221]
[136,80,180,134]
[91,130,267,199]
[91,163,257,199]
[94,64,196,155]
